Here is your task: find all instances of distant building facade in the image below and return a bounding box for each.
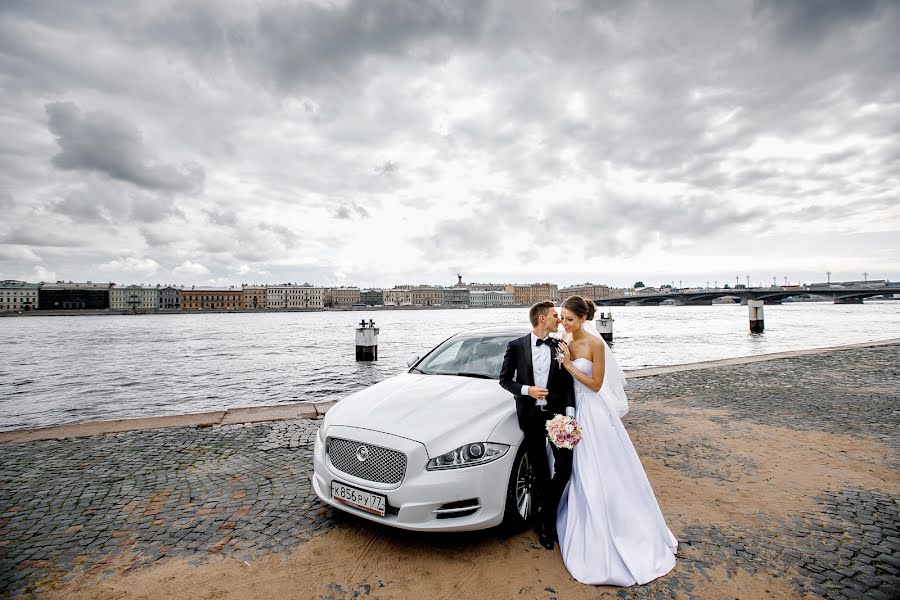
[411,286,443,306]
[241,286,267,309]
[159,286,182,310]
[383,286,411,305]
[558,283,621,301]
[266,284,325,309]
[360,289,384,305]
[505,283,559,305]
[182,287,242,310]
[326,287,361,307]
[0,280,40,312]
[110,286,158,310]
[38,282,112,310]
[470,290,515,307]
[443,287,470,306]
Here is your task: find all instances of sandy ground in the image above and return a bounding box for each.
[36,397,897,600]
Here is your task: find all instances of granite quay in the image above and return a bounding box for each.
[0,343,898,599]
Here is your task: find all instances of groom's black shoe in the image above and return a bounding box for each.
[538,524,554,550]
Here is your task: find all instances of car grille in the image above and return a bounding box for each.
[327,437,407,484]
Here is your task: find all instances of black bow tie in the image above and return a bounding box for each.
[536,337,558,347]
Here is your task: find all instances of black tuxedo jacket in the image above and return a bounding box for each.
[499,333,576,431]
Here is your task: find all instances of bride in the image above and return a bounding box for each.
[555,295,677,586]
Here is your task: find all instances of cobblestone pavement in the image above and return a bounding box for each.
[1,344,899,599]
[0,420,335,597]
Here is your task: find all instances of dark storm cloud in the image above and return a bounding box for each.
[171,0,487,92]
[203,208,239,228]
[1,225,88,248]
[50,182,184,225]
[375,161,399,176]
[258,222,299,247]
[753,0,884,47]
[46,102,204,193]
[330,200,370,220]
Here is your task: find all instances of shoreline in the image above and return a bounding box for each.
[3,337,898,444]
[3,297,898,317]
[1,305,515,317]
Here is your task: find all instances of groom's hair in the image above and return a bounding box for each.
[529,301,556,326]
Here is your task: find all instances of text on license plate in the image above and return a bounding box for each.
[331,481,386,517]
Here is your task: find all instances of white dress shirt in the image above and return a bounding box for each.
[521,332,552,395]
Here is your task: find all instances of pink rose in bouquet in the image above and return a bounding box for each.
[545,414,582,449]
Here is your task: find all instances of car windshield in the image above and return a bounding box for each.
[415,333,520,379]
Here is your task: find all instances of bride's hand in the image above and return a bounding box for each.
[559,341,572,365]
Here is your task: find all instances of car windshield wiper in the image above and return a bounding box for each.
[410,367,427,374]
[455,372,495,380]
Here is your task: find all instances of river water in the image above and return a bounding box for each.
[2,302,899,431]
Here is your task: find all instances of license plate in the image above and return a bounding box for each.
[331,481,387,517]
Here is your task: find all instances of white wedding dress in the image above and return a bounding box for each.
[556,351,678,586]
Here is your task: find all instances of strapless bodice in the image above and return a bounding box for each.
[572,357,593,376]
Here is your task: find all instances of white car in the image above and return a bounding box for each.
[313,326,533,531]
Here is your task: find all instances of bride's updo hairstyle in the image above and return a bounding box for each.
[562,295,596,321]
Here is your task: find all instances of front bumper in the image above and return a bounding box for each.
[312,425,516,532]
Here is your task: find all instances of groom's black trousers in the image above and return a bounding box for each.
[523,421,573,533]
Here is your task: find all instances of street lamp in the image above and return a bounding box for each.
[827,271,832,284]
[864,272,868,282]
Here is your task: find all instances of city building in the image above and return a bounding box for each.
[110,285,159,310]
[410,285,443,306]
[505,283,560,305]
[383,286,411,306]
[325,287,361,308]
[266,284,325,309]
[158,286,182,310]
[443,287,470,306]
[241,285,267,309]
[360,289,384,306]
[0,280,40,312]
[558,283,621,301]
[469,290,515,307]
[38,282,112,310]
[182,287,242,310]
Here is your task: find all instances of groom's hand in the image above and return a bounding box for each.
[527,386,549,400]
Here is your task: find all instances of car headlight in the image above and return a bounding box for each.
[426,442,509,470]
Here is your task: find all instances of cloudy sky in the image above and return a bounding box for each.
[1,0,898,289]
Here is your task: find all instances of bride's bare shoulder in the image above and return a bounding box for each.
[590,335,606,360]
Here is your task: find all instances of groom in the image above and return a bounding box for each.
[499,301,576,550]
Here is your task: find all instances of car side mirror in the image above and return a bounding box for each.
[406,354,420,367]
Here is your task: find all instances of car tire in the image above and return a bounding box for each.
[501,444,533,530]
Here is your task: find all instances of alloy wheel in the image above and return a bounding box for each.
[515,452,533,520]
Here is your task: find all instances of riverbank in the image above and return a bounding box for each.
[1,343,898,599]
[0,304,510,317]
[2,338,897,443]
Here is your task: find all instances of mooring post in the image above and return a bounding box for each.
[748,300,765,333]
[595,312,614,343]
[355,319,379,361]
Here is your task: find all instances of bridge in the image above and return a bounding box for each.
[595,285,900,306]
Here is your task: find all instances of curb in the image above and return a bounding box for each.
[0,401,336,444]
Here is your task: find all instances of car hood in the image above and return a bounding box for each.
[323,373,514,456]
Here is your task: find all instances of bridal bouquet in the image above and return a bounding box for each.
[546,414,582,449]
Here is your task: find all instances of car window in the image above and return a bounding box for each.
[425,339,464,368]
[416,334,518,378]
